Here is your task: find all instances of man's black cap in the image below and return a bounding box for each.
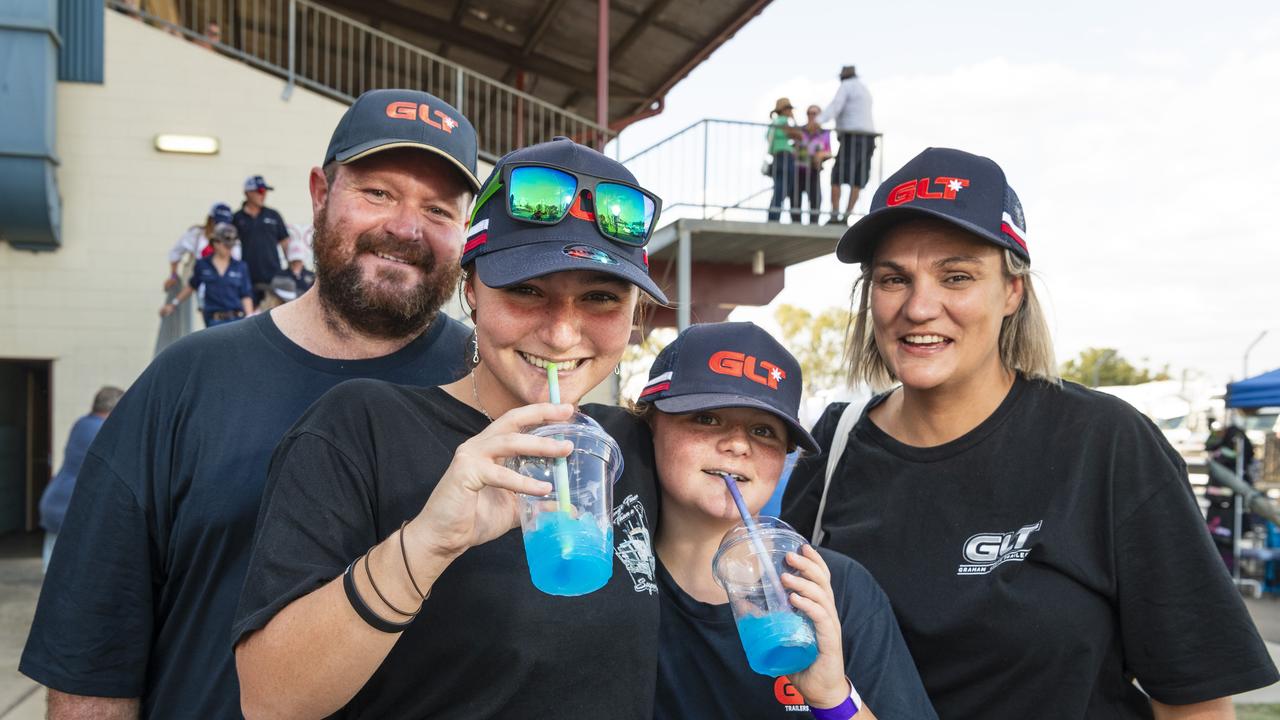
[323,88,480,191]
[462,137,667,303]
[638,322,818,453]
[835,147,1028,265]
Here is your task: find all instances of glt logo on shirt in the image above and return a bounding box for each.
[773,676,809,712]
[957,520,1042,576]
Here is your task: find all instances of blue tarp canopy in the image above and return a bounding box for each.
[1227,368,1280,409]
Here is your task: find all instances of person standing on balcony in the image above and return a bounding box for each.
[767,97,804,223]
[234,174,291,307]
[21,88,480,720]
[820,65,875,225]
[796,105,833,224]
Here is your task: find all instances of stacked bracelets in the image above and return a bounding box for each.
[810,679,862,720]
[342,521,429,633]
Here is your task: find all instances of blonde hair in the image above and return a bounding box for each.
[844,247,1059,390]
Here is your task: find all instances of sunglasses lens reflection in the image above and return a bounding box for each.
[594,182,655,246]
[509,166,577,224]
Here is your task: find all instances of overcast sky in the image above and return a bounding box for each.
[616,0,1280,388]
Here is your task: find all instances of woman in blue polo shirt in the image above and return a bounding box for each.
[160,223,253,328]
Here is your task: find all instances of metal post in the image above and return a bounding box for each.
[1244,330,1268,378]
[1234,435,1245,585]
[281,0,297,100]
[455,66,465,110]
[596,0,609,150]
[677,223,691,331]
[701,121,709,219]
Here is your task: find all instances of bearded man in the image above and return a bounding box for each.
[21,89,478,720]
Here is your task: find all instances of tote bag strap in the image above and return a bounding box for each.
[812,397,870,546]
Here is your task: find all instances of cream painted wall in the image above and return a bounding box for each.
[0,11,494,469]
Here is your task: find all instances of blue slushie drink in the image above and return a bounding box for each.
[713,517,818,677]
[509,413,622,597]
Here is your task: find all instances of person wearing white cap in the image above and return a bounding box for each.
[280,237,315,295]
[233,173,291,306]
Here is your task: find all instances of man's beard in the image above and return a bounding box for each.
[312,204,460,340]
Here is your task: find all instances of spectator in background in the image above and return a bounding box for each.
[256,274,298,314]
[767,97,803,223]
[37,386,124,571]
[165,202,239,291]
[796,105,832,224]
[160,223,253,327]
[234,174,290,307]
[820,65,875,225]
[280,240,315,295]
[1204,414,1257,570]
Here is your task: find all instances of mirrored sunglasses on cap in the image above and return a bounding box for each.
[471,162,662,247]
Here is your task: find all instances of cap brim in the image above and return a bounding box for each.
[337,140,481,192]
[474,234,669,304]
[274,290,298,300]
[836,205,1016,264]
[652,393,819,453]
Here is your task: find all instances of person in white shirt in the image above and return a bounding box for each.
[818,66,875,225]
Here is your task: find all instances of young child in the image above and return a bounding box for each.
[640,322,936,720]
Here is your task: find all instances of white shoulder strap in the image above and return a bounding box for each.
[812,398,869,546]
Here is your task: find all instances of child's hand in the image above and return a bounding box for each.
[781,545,849,710]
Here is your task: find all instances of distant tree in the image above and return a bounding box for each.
[1060,347,1172,387]
[775,304,853,394]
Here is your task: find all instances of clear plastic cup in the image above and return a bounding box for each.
[508,413,622,596]
[712,516,818,676]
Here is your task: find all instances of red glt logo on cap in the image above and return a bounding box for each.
[708,351,785,389]
[385,101,458,133]
[886,176,970,206]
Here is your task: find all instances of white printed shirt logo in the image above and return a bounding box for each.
[957,520,1042,576]
[612,494,656,594]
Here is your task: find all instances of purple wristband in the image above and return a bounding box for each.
[810,694,858,720]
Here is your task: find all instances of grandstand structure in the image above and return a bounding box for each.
[0,0,870,537]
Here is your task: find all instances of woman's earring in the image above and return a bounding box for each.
[614,363,621,376]
[470,330,480,367]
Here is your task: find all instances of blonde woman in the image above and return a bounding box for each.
[782,147,1276,719]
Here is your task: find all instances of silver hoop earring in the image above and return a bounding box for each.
[614,364,621,376]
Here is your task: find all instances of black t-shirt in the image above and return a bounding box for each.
[655,549,937,720]
[233,205,289,285]
[781,376,1278,719]
[232,385,661,719]
[20,312,469,718]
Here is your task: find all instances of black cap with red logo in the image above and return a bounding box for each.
[638,321,818,452]
[462,137,667,303]
[835,147,1028,265]
[323,88,480,192]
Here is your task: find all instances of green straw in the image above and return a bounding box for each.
[546,363,574,515]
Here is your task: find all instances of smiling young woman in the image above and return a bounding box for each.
[782,148,1277,720]
[233,138,671,719]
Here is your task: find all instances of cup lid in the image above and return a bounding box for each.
[522,412,624,483]
[712,516,804,585]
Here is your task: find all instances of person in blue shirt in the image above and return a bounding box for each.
[160,222,253,327]
[38,386,124,570]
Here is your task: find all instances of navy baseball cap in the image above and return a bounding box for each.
[462,137,667,303]
[835,147,1028,265]
[324,88,480,192]
[208,202,233,225]
[637,322,818,453]
[243,175,274,192]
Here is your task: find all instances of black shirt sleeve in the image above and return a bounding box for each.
[1110,414,1279,703]
[231,428,379,646]
[20,453,156,697]
[782,403,848,540]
